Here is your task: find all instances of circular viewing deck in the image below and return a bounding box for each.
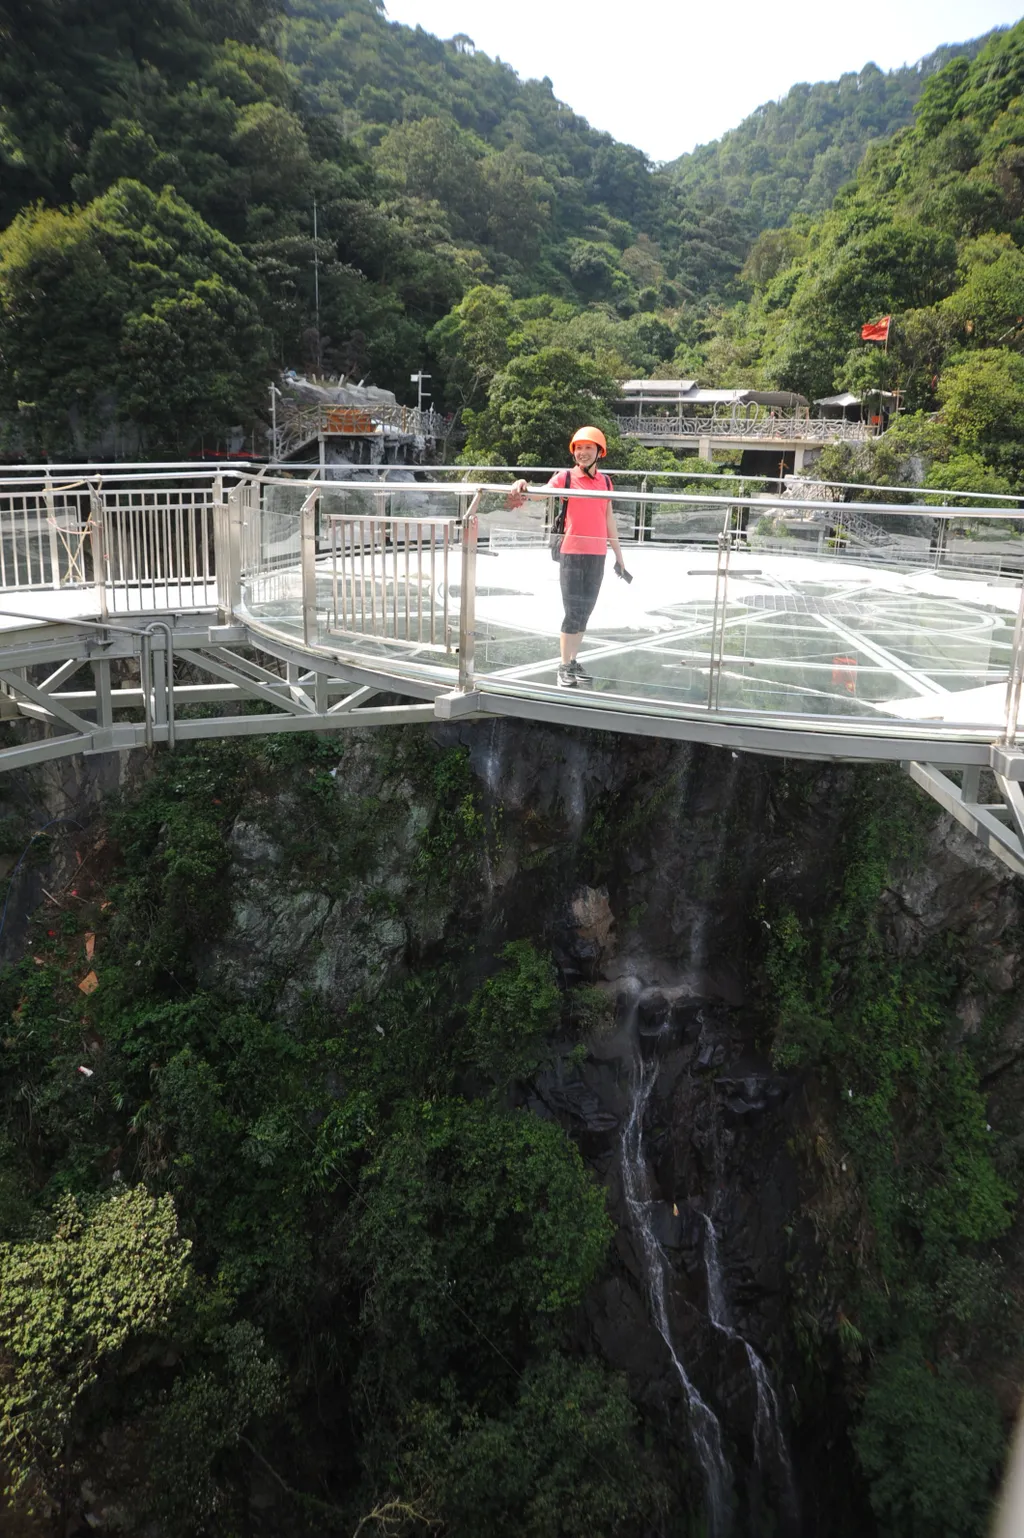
[2,463,1024,873]
[235,474,1024,761]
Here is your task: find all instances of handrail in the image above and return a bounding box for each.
[232,472,1024,522]
[618,415,874,441]
[4,462,1019,507]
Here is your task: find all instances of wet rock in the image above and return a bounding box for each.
[571,885,615,950]
[672,1000,708,1040]
[714,1066,790,1124]
[885,817,1022,967]
[637,986,670,1037]
[694,1038,727,1071]
[229,818,282,865]
[541,1079,620,1133]
[650,1198,685,1249]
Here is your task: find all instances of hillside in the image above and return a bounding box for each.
[681,20,1024,496]
[664,37,997,235]
[0,0,1007,462]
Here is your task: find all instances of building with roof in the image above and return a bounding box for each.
[615,378,876,476]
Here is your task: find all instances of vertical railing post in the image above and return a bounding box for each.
[932,514,948,570]
[707,530,731,711]
[210,474,223,597]
[301,487,320,648]
[44,476,60,588]
[458,492,481,692]
[1003,572,1024,746]
[216,481,243,617]
[635,477,648,543]
[89,480,108,621]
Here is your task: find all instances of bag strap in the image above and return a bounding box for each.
[553,468,571,534]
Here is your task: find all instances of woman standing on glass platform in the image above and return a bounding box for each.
[511,426,630,688]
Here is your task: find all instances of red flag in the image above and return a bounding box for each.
[860,316,891,343]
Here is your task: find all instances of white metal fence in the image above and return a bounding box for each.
[0,473,220,614]
[618,415,874,441]
[323,511,455,649]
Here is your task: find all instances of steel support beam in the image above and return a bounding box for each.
[906,762,1024,879]
[1,608,1023,887]
[464,686,994,766]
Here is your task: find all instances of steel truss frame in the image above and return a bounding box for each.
[2,610,1023,877]
[0,613,439,772]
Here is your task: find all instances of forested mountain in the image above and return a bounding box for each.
[0,0,684,454]
[0,0,1014,482]
[665,38,996,235]
[683,21,1024,495]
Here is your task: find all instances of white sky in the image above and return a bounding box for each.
[382,0,1024,162]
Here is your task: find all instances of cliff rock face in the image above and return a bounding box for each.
[2,720,1020,1537]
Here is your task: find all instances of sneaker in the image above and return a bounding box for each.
[556,664,578,689]
[570,658,591,682]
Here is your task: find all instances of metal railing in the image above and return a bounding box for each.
[4,463,1024,750]
[323,510,456,650]
[0,471,221,616]
[221,471,1024,747]
[618,415,875,441]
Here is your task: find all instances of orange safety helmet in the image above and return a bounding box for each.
[569,425,607,457]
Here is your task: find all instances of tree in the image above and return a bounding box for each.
[741,227,806,289]
[375,115,485,240]
[428,283,517,410]
[351,1098,611,1389]
[854,1342,1003,1538]
[0,1186,191,1509]
[0,179,270,454]
[465,346,618,465]
[943,234,1024,345]
[394,1355,664,1538]
[937,348,1024,478]
[466,939,560,1085]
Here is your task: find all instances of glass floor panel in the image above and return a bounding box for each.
[241,544,1024,735]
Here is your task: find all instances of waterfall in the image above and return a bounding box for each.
[620,1055,733,1535]
[701,1212,800,1525]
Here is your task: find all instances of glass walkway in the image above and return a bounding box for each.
[1,462,1024,874]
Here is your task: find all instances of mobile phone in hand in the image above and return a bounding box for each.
[614,562,633,584]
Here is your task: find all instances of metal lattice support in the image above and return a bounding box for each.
[0,616,440,772]
[905,754,1024,879]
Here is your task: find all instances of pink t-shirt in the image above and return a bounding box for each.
[547,467,613,555]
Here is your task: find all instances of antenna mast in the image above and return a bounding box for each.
[313,195,321,373]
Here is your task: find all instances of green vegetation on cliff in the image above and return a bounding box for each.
[765,768,1016,1538]
[0,733,664,1534]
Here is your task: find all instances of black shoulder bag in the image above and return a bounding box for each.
[549,469,571,562]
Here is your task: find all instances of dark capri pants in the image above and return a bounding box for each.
[560,553,605,634]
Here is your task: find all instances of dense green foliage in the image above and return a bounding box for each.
[0,729,1019,1536]
[0,0,686,453]
[763,768,1015,1536]
[0,1186,193,1506]
[0,733,659,1534]
[1,0,1008,460]
[682,22,1024,500]
[665,41,994,237]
